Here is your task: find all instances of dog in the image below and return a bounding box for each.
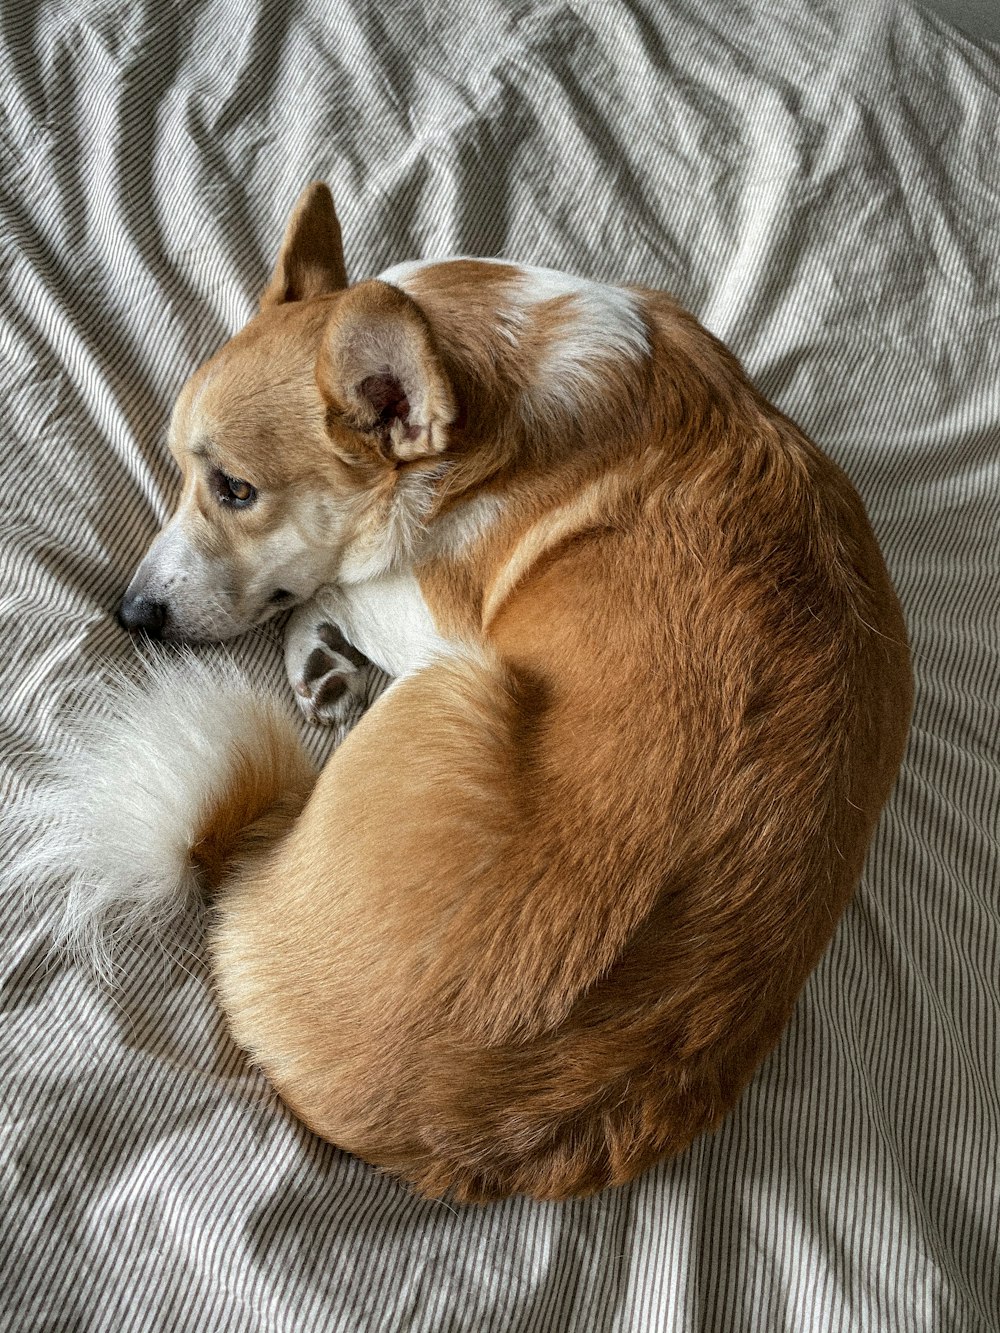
[57,182,913,1201]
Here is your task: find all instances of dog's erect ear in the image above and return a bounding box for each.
[260,182,348,309]
[318,280,456,463]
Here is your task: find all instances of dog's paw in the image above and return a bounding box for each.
[287,621,373,728]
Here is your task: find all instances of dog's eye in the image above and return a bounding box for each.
[213,470,257,509]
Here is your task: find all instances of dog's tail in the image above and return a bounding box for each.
[6,653,317,982]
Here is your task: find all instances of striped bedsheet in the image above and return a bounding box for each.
[1,0,998,1329]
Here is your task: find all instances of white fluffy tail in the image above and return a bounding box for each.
[4,653,315,983]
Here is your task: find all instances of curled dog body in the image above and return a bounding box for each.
[36,183,913,1202]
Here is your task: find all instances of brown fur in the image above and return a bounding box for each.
[161,184,912,1202]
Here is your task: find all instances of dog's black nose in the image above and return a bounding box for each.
[117,594,168,638]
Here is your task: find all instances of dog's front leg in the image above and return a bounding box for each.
[285,570,456,726]
[284,590,382,728]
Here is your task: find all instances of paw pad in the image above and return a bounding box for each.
[289,622,372,727]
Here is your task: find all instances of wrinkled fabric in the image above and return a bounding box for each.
[1,1,998,1330]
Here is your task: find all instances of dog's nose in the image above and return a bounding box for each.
[117,593,168,638]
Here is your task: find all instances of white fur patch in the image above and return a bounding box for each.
[300,572,460,679]
[377,259,430,289]
[510,266,650,421]
[379,257,650,419]
[2,654,307,982]
[514,265,649,357]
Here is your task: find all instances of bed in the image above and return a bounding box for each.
[2,0,998,1328]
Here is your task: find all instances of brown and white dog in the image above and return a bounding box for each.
[53,183,912,1201]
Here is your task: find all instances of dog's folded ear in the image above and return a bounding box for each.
[261,182,348,308]
[318,280,456,463]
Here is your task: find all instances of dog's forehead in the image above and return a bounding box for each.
[172,302,332,454]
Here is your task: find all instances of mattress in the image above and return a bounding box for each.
[1,0,998,1328]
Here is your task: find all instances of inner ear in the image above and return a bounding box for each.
[359,373,411,428]
[319,281,455,463]
[260,181,348,309]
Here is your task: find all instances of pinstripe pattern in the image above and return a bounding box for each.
[1,0,998,1328]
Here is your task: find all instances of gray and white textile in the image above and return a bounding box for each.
[2,1,998,1329]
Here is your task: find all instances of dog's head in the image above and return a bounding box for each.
[119,183,456,641]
